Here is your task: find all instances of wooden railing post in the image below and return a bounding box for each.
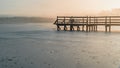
[109,16,111,32]
[82,17,84,31]
[93,17,95,32]
[89,16,91,32]
[105,16,107,32]
[95,17,98,31]
[86,16,89,32]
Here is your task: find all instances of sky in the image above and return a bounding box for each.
[0,0,120,17]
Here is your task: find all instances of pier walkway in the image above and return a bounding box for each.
[54,16,120,32]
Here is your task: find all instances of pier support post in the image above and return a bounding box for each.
[72,26,74,31]
[89,25,91,32]
[77,26,80,31]
[57,25,61,31]
[105,25,111,32]
[105,25,107,32]
[94,25,96,32]
[86,25,88,32]
[70,25,73,31]
[82,25,84,31]
[92,26,94,31]
[95,25,98,32]
[109,25,111,32]
[64,25,67,31]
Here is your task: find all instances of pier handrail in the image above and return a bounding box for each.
[54,16,120,32]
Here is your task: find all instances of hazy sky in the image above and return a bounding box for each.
[0,0,120,17]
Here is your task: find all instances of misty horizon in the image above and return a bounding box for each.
[1,0,120,17]
[1,8,120,18]
[0,16,55,23]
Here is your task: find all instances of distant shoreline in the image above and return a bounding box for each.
[0,17,55,23]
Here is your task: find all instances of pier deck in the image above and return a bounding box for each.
[54,16,120,32]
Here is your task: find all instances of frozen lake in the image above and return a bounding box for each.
[0,23,120,68]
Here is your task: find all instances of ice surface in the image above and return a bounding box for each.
[0,23,120,68]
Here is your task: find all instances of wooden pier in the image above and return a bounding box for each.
[54,16,120,32]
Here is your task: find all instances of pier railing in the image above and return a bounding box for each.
[54,16,120,32]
